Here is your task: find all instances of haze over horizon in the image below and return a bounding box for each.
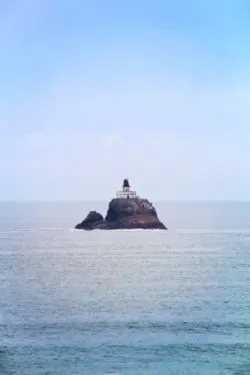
[1,1,250,201]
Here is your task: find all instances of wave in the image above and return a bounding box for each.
[0,228,166,233]
[0,228,66,233]
[71,228,166,233]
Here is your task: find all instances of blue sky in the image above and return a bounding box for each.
[0,0,250,200]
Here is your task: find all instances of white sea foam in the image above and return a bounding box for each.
[0,228,65,233]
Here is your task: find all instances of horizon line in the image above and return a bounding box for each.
[0,199,250,203]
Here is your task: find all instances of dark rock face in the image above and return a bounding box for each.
[75,211,104,230]
[75,198,167,230]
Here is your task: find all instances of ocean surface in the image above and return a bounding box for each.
[1,201,250,375]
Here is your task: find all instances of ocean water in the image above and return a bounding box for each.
[1,201,250,375]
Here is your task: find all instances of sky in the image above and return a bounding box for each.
[0,0,250,201]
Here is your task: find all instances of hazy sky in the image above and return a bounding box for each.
[1,0,250,200]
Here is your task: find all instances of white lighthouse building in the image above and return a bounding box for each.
[116,178,137,199]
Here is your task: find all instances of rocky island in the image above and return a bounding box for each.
[75,179,167,230]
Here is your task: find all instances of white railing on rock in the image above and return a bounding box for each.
[116,190,137,199]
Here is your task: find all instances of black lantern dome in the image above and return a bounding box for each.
[123,178,130,188]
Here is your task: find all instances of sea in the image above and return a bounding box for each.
[1,201,250,375]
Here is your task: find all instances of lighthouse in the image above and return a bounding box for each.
[116,178,137,199]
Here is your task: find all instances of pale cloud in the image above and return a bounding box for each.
[10,67,250,142]
[1,0,250,200]
[21,131,45,146]
[8,73,250,199]
[100,132,121,147]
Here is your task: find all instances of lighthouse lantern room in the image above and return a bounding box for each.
[116,178,137,199]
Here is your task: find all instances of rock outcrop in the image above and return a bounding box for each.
[75,197,167,230]
[75,211,104,230]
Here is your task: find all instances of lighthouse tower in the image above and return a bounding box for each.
[116,178,137,199]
